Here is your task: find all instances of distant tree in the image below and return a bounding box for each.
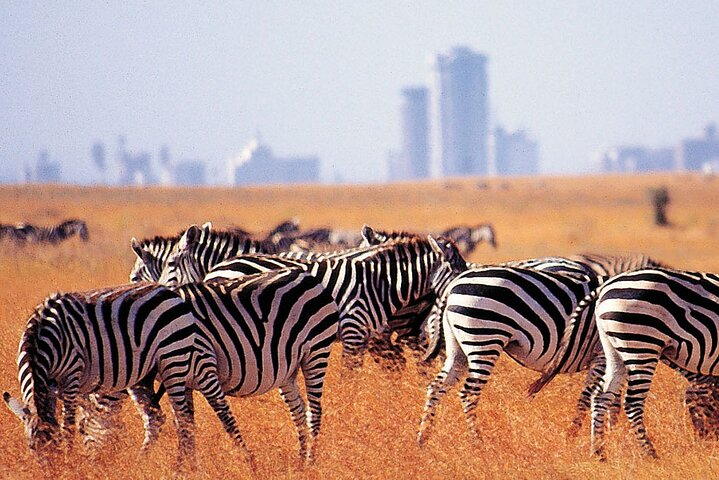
[648,186,670,226]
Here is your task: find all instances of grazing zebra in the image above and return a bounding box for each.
[172,268,340,464]
[160,224,456,366]
[1,283,244,471]
[530,268,719,459]
[416,251,605,445]
[129,222,271,283]
[0,219,89,244]
[440,223,497,254]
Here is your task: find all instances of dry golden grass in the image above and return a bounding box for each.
[2,173,719,479]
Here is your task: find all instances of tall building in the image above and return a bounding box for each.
[598,146,674,173]
[228,138,320,186]
[494,127,539,176]
[396,87,429,180]
[677,123,719,171]
[430,46,489,177]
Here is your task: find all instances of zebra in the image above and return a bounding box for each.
[1,283,245,472]
[416,254,606,445]
[529,267,719,459]
[0,219,89,244]
[159,224,457,367]
[439,223,497,254]
[129,222,272,283]
[171,268,340,464]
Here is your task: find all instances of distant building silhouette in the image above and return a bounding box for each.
[493,127,539,176]
[430,46,489,177]
[27,150,61,183]
[391,87,429,180]
[598,146,674,173]
[172,160,206,186]
[117,136,157,186]
[677,123,719,171]
[228,138,320,186]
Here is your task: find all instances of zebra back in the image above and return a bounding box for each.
[175,269,340,395]
[569,252,669,277]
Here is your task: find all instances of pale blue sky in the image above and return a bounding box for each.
[2,2,718,183]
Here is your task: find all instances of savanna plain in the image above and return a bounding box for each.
[1,173,719,479]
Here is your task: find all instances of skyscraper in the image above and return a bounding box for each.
[430,46,489,177]
[399,87,429,179]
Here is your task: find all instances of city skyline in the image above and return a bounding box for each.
[2,2,719,184]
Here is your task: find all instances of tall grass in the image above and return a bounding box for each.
[2,174,719,478]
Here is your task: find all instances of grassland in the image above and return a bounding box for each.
[1,173,719,479]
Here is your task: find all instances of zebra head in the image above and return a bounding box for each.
[4,391,60,460]
[130,238,162,282]
[359,225,414,246]
[157,223,211,286]
[427,235,467,295]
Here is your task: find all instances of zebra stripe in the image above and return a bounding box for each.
[175,268,340,463]
[416,262,601,445]
[535,267,719,459]
[2,283,244,471]
[161,226,454,366]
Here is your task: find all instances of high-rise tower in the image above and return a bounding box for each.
[399,86,429,179]
[430,46,489,177]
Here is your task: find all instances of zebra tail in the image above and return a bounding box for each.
[527,288,600,398]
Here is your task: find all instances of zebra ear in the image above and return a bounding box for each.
[201,222,213,232]
[361,225,377,244]
[180,225,202,250]
[428,235,465,269]
[3,392,30,420]
[130,238,143,258]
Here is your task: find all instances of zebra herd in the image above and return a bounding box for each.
[4,221,719,473]
[0,219,89,245]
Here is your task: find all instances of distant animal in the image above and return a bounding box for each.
[531,268,719,459]
[439,223,496,254]
[0,219,89,244]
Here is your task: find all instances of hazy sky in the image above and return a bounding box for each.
[2,2,719,183]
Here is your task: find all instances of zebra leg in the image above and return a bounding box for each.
[417,330,468,446]
[279,378,310,462]
[301,346,330,463]
[623,359,659,458]
[77,392,127,455]
[60,383,81,457]
[457,348,502,441]
[165,384,197,473]
[591,329,627,460]
[681,372,719,439]
[193,351,256,472]
[340,325,370,371]
[569,355,606,436]
[129,383,166,452]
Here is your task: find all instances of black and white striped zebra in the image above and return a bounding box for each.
[129,222,271,282]
[416,249,603,445]
[172,268,340,464]
[0,219,89,244]
[530,267,719,459]
[159,225,456,367]
[439,223,497,254]
[1,283,243,471]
